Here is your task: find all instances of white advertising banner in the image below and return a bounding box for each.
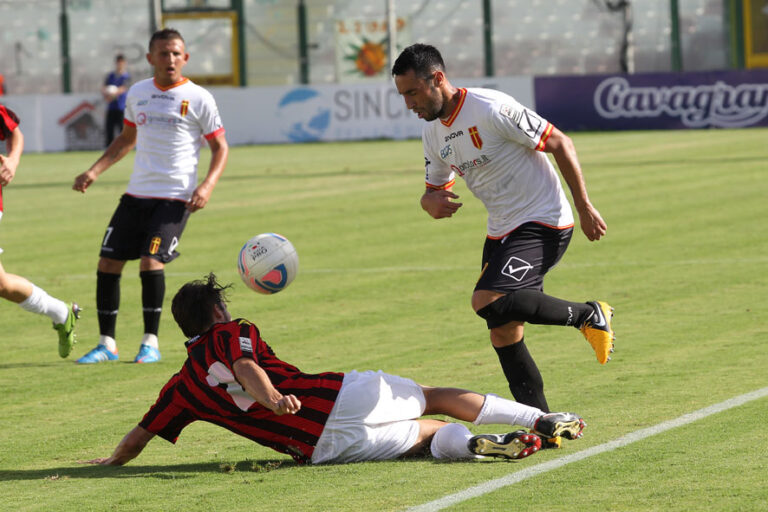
[2,76,535,152]
[212,76,535,146]
[2,93,113,153]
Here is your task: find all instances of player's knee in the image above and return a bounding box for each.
[471,289,502,313]
[98,257,126,274]
[476,298,506,329]
[475,291,525,329]
[489,324,524,347]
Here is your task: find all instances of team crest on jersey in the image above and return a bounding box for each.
[469,126,483,149]
[180,100,189,117]
[149,236,162,255]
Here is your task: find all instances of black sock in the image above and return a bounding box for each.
[140,269,165,336]
[494,339,550,412]
[96,271,121,338]
[478,289,594,329]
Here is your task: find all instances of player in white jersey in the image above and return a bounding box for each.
[72,28,228,364]
[393,44,614,445]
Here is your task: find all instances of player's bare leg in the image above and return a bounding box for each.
[0,262,33,303]
[1,261,79,358]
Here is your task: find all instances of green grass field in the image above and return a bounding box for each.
[1,129,767,511]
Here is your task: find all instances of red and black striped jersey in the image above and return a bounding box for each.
[138,319,344,463]
[0,104,20,213]
[0,104,19,140]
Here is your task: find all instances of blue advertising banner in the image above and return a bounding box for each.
[534,70,768,131]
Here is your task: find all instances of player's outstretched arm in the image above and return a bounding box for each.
[233,358,301,415]
[73,123,137,193]
[81,425,155,466]
[544,127,607,241]
[421,187,463,219]
[187,133,228,212]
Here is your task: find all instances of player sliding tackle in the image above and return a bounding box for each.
[84,273,585,466]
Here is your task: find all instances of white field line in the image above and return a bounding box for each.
[406,386,768,512]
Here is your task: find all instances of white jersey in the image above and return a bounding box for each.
[422,87,573,238]
[123,77,225,200]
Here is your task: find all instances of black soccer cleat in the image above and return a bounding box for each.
[533,412,586,441]
[468,430,542,460]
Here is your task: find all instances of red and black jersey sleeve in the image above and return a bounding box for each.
[210,319,261,370]
[138,373,196,443]
[0,105,19,141]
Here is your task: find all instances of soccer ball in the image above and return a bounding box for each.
[237,233,298,294]
[104,84,118,98]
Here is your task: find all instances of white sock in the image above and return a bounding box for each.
[18,285,69,325]
[430,423,478,460]
[99,335,118,352]
[141,333,159,349]
[472,393,543,429]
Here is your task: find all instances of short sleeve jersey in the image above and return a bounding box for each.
[138,319,344,463]
[0,104,21,217]
[422,88,574,238]
[123,77,225,201]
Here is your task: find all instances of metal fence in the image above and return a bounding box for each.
[0,0,730,96]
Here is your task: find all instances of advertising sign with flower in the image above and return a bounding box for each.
[335,16,411,83]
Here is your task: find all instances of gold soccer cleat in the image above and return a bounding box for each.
[579,301,615,364]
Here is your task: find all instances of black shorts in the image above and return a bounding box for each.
[99,194,190,263]
[474,222,573,294]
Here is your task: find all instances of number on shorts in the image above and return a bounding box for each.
[102,226,114,247]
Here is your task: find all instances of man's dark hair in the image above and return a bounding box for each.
[391,43,445,78]
[115,54,125,62]
[172,272,232,338]
[149,28,185,51]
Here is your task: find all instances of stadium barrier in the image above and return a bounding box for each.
[1,77,533,153]
[7,69,765,153]
[534,69,768,131]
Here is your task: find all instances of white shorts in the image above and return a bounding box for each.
[310,370,426,464]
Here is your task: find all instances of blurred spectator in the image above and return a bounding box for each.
[102,54,130,147]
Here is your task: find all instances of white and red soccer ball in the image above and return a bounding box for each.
[237,233,298,294]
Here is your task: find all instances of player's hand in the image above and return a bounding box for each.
[421,189,463,219]
[0,154,17,186]
[272,395,301,415]
[73,170,98,193]
[578,203,607,241]
[186,183,213,212]
[79,457,113,465]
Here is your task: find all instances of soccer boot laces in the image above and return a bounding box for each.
[134,344,161,363]
[54,302,81,358]
[533,412,586,441]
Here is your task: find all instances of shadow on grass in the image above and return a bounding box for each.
[0,362,62,370]
[0,455,483,482]
[0,459,294,481]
